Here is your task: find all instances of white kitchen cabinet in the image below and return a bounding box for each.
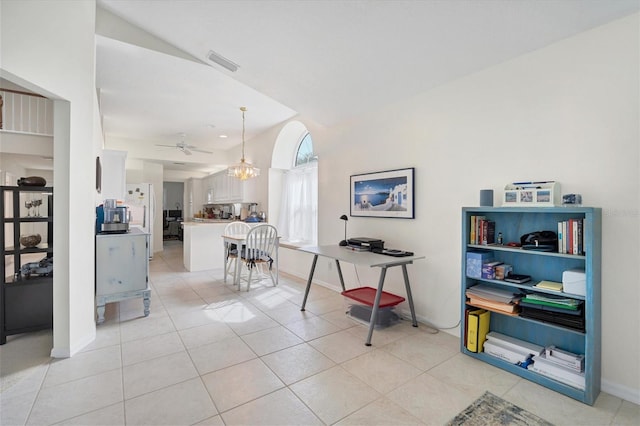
[207,171,253,203]
[100,149,127,200]
[228,174,243,201]
[95,228,150,323]
[185,177,204,218]
[212,172,226,202]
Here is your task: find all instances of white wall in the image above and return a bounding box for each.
[277,14,639,403]
[1,1,100,356]
[0,157,26,185]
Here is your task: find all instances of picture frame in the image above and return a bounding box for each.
[96,156,101,194]
[350,167,415,218]
[502,181,560,207]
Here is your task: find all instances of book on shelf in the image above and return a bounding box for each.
[521,293,581,310]
[530,353,586,390]
[466,309,490,353]
[569,219,575,254]
[481,220,496,245]
[470,215,485,245]
[557,221,564,254]
[466,284,521,314]
[545,345,584,372]
[483,339,531,364]
[577,219,583,255]
[557,218,585,255]
[466,284,520,304]
[572,219,579,255]
[469,216,496,245]
[519,300,582,316]
[486,332,544,356]
[463,307,471,347]
[534,280,563,292]
[504,274,531,284]
[467,295,519,314]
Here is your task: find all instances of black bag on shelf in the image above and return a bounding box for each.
[520,231,558,251]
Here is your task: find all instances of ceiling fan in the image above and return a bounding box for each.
[156,134,213,155]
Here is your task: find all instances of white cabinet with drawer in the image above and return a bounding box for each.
[95,227,150,323]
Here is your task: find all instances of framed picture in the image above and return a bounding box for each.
[96,156,101,194]
[350,167,415,218]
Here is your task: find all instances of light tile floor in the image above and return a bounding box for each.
[1,241,638,425]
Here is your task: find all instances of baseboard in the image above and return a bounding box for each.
[601,378,640,405]
[50,328,96,358]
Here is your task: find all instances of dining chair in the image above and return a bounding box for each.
[239,224,278,291]
[224,221,251,285]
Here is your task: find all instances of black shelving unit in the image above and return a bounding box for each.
[1,185,54,344]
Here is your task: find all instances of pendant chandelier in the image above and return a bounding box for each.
[227,106,260,180]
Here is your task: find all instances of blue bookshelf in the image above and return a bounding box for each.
[461,207,601,405]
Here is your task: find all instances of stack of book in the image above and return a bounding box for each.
[483,332,544,365]
[534,280,563,292]
[470,216,495,245]
[466,284,521,315]
[557,218,586,255]
[529,346,585,390]
[519,293,584,332]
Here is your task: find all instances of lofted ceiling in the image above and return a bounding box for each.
[5,1,640,178]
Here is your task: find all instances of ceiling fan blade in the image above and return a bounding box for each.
[182,147,192,155]
[155,144,177,148]
[191,148,213,154]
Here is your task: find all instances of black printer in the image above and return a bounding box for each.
[346,237,384,251]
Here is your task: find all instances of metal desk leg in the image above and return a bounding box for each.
[301,254,319,311]
[366,266,388,346]
[401,264,418,327]
[335,260,346,292]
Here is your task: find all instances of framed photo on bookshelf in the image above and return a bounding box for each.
[350,167,414,219]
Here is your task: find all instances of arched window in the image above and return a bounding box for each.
[276,128,318,245]
[295,133,317,167]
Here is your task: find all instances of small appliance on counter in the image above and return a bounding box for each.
[96,199,130,233]
[245,203,265,222]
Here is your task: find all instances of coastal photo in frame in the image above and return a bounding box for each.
[350,167,415,218]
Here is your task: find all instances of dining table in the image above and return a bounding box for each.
[222,232,279,288]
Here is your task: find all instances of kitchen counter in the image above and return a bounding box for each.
[182,221,227,272]
[181,220,267,272]
[186,218,236,224]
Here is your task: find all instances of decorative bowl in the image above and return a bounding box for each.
[20,234,41,248]
[17,176,47,187]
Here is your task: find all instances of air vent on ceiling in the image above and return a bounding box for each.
[207,50,239,72]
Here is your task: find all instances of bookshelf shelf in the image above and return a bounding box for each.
[461,207,601,405]
[1,186,54,344]
[467,243,586,259]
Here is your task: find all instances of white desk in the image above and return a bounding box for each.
[298,245,425,346]
[222,233,279,288]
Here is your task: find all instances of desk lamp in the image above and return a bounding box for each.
[339,214,349,246]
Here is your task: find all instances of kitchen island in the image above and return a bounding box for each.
[182,219,266,272]
[182,220,229,272]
